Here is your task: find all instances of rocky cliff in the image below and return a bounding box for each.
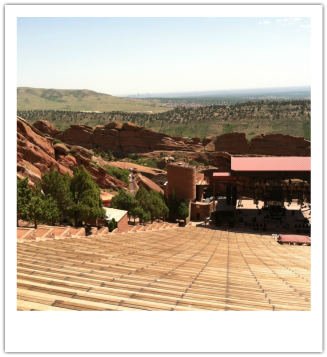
[203,132,310,156]
[54,121,204,153]
[17,117,128,191]
[17,117,311,193]
[52,121,310,157]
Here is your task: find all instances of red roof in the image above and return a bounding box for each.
[213,172,235,181]
[213,172,231,177]
[231,157,311,172]
[278,235,311,243]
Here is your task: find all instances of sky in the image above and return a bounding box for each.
[5,5,323,352]
[17,17,311,96]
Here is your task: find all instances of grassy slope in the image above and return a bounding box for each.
[17,87,171,113]
[18,100,311,140]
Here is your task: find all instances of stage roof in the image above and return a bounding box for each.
[213,172,231,177]
[231,157,311,172]
[278,235,311,244]
[213,172,235,181]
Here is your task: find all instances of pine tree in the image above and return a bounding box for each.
[41,168,73,218]
[17,177,33,226]
[25,188,60,229]
[177,198,189,223]
[70,166,106,227]
[110,190,138,222]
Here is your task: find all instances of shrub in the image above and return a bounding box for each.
[105,167,129,185]
[53,139,62,145]
[127,154,140,160]
[108,218,117,232]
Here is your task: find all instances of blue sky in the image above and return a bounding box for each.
[17,17,311,95]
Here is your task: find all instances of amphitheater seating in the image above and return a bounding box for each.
[17,226,311,311]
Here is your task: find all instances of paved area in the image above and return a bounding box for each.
[17,226,311,311]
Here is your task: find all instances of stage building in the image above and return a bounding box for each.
[165,157,311,231]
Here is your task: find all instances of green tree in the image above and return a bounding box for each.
[17,177,33,226]
[135,186,152,216]
[149,190,169,222]
[70,166,106,227]
[108,218,117,232]
[131,206,149,224]
[136,187,169,223]
[110,189,138,222]
[168,190,179,220]
[41,168,73,217]
[25,188,60,229]
[177,198,189,223]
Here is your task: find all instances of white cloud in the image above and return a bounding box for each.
[300,25,311,28]
[277,17,301,23]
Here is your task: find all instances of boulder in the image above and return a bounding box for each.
[191,137,201,144]
[71,146,93,164]
[202,136,215,147]
[157,156,175,169]
[204,132,250,154]
[122,122,143,131]
[57,155,77,171]
[104,121,123,130]
[53,143,70,155]
[137,173,163,193]
[33,120,61,137]
[17,159,42,182]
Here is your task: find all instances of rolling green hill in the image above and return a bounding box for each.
[17,87,171,113]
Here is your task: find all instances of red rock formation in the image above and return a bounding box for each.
[17,120,71,179]
[204,132,250,155]
[33,120,62,137]
[17,117,55,158]
[85,164,127,190]
[57,155,77,171]
[249,134,310,156]
[104,161,167,187]
[55,121,203,153]
[17,117,128,190]
[137,173,164,193]
[53,143,70,155]
[17,159,42,182]
[70,146,93,165]
[55,124,94,148]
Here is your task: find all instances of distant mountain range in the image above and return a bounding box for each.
[125,86,311,99]
[17,87,170,113]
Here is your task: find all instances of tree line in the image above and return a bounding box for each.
[17,166,106,228]
[17,167,190,229]
[110,187,189,224]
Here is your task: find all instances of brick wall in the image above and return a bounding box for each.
[167,164,196,200]
[117,213,129,233]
